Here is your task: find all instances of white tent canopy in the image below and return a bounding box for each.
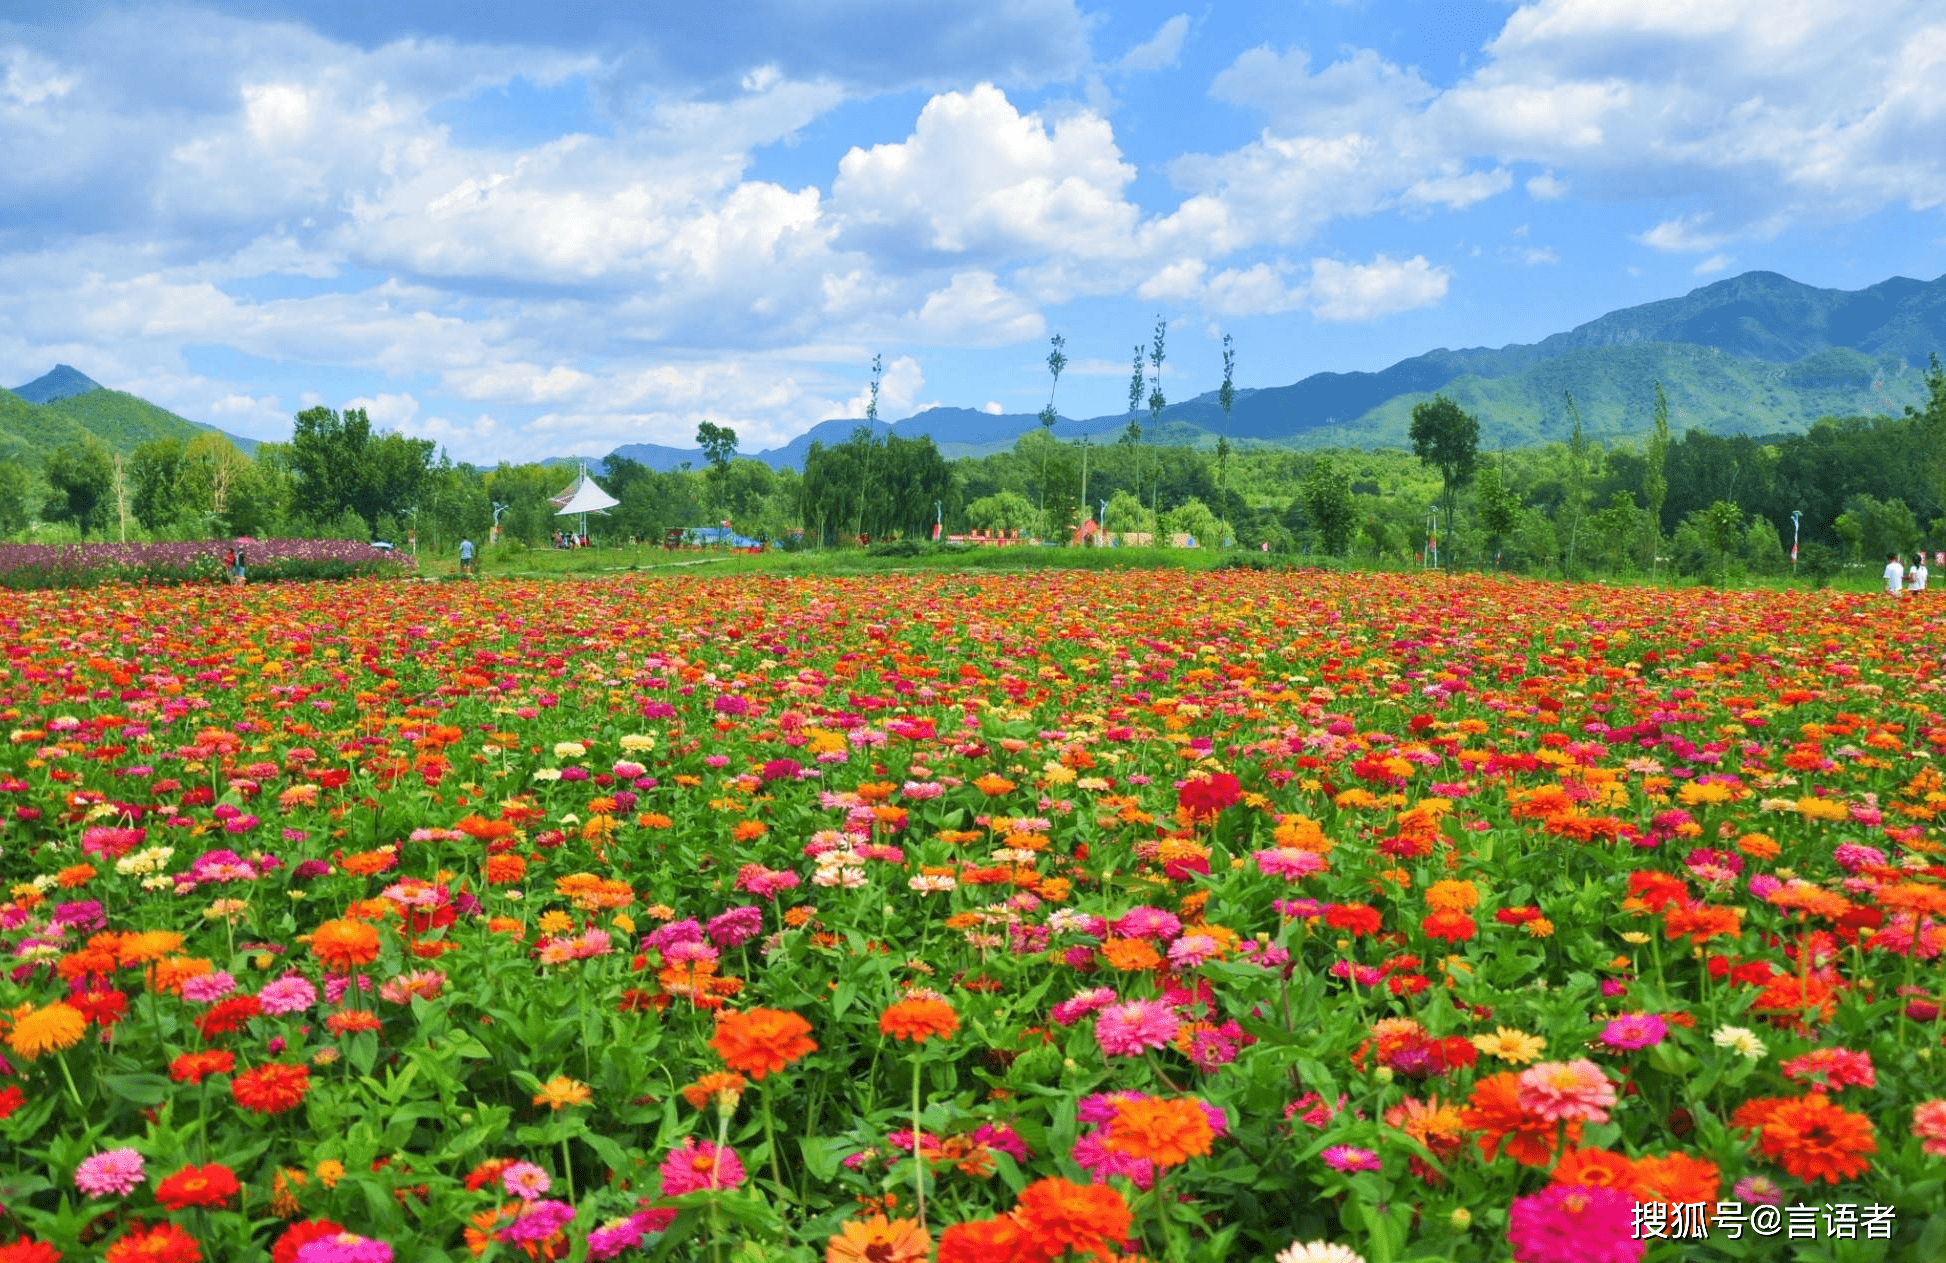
[551,466,620,516]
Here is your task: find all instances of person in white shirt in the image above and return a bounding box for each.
[1910,553,1929,593]
[1885,553,1905,595]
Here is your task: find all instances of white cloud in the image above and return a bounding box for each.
[1526,172,1568,199]
[1693,252,1733,275]
[1304,254,1450,322]
[1522,246,1560,265]
[824,354,926,421]
[344,390,421,430]
[1404,166,1513,210]
[1635,213,1733,253]
[1119,15,1189,72]
[909,271,1045,345]
[980,400,1004,414]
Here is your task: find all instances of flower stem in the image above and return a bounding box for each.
[911,1050,927,1231]
[761,1079,787,1214]
[54,1051,85,1112]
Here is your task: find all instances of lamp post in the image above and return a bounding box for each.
[1791,510,1801,575]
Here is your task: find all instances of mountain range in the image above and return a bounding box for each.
[604,269,1946,471]
[7,269,1944,474]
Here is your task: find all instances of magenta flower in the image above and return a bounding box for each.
[500,1161,551,1202]
[1321,1145,1381,1173]
[657,1138,746,1196]
[1506,1184,1642,1263]
[1094,1000,1180,1057]
[1597,1013,1668,1051]
[294,1233,396,1263]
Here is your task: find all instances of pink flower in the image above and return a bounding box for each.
[1597,1013,1667,1051]
[75,1147,145,1197]
[498,1200,574,1245]
[657,1138,746,1196]
[1507,1184,1642,1263]
[1321,1146,1380,1173]
[1253,847,1327,879]
[181,971,237,1004]
[1050,987,1118,1027]
[500,1161,551,1202]
[294,1233,396,1263]
[1913,1099,1946,1156]
[1782,1047,1876,1090]
[1517,1060,1617,1124]
[257,975,318,1016]
[1093,1000,1180,1057]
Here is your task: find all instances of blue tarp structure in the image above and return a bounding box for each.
[682,526,766,549]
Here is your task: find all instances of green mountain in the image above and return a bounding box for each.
[0,368,259,468]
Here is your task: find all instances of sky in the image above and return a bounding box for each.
[1,0,1943,464]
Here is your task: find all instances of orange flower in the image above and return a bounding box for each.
[680,1071,748,1112]
[310,919,381,971]
[231,1062,311,1115]
[57,863,96,888]
[5,1001,87,1060]
[483,855,526,885]
[732,819,768,842]
[1632,1151,1721,1208]
[324,1010,383,1036]
[1754,1093,1877,1184]
[972,774,1016,797]
[1099,938,1163,972]
[825,1215,931,1263]
[1011,1178,1132,1260]
[1103,1096,1214,1167]
[532,1076,592,1110]
[1461,1072,1578,1167]
[1551,1147,1638,1192]
[710,1008,817,1079]
[879,997,958,1044]
[936,1216,1029,1263]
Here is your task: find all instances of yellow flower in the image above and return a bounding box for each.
[533,1076,593,1110]
[315,1159,345,1189]
[1470,1027,1546,1065]
[5,1001,87,1060]
[537,910,574,936]
[1425,880,1479,913]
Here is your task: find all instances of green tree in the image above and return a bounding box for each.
[42,441,114,538]
[1164,496,1225,548]
[0,461,30,536]
[1126,343,1146,502]
[1037,333,1066,527]
[1558,390,1595,577]
[1475,463,1520,568]
[1102,488,1154,542]
[1216,333,1236,511]
[1300,456,1357,557]
[1408,394,1479,565]
[1644,380,1671,571]
[1701,499,1745,587]
[1147,317,1167,518]
[696,420,738,515]
[288,405,435,533]
[129,438,187,532]
[966,490,1035,533]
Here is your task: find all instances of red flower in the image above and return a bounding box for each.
[155,1163,239,1210]
[270,1220,345,1263]
[0,1085,25,1121]
[196,994,263,1039]
[1176,772,1242,821]
[169,1050,236,1085]
[104,1222,201,1263]
[1326,903,1383,936]
[70,988,129,1030]
[232,1062,312,1115]
[0,1235,61,1263]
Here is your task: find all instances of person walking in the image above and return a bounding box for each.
[1884,552,1905,595]
[459,536,475,577]
[1910,551,1929,594]
[227,539,247,586]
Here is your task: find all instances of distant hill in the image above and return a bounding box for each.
[566,269,1946,470]
[1,367,259,466]
[11,364,104,405]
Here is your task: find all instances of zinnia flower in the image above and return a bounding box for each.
[657,1137,745,1196]
[1598,1013,1668,1051]
[104,1222,201,1263]
[1915,1099,1946,1157]
[1276,1244,1367,1263]
[824,1215,931,1263]
[309,919,380,971]
[1517,1060,1617,1124]
[709,1008,817,1079]
[1093,1000,1179,1057]
[154,1162,239,1210]
[532,1077,593,1110]
[879,997,958,1044]
[75,1148,146,1198]
[1011,1178,1133,1260]
[1103,1096,1214,1167]
[1320,1146,1381,1173]
[293,1234,394,1263]
[1754,1093,1877,1184]
[5,1002,87,1061]
[1507,1184,1642,1263]
[232,1062,312,1115]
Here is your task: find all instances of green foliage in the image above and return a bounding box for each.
[289,406,436,534]
[1475,464,1520,566]
[41,441,114,538]
[965,490,1034,533]
[1408,394,1479,558]
[0,461,31,536]
[1299,457,1357,557]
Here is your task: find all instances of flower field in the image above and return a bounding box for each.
[1,569,1943,1263]
[0,540,411,591]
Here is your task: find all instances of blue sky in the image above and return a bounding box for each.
[1,0,1943,462]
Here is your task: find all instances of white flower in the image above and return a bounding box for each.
[532,768,562,782]
[1276,1243,1367,1263]
[1711,1025,1767,1059]
[618,734,656,752]
[552,741,587,759]
[908,874,957,893]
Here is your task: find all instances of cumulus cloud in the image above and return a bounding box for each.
[1304,255,1450,322]
[980,400,1004,414]
[1119,15,1189,72]
[909,271,1045,345]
